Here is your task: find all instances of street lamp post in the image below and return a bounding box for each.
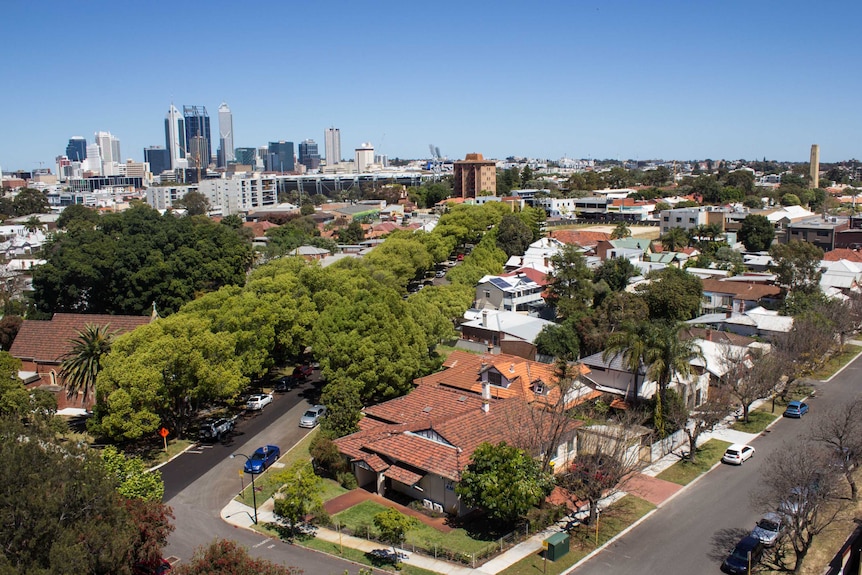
[231,453,258,524]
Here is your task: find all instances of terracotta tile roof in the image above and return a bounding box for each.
[824,249,862,263]
[550,230,610,247]
[243,220,278,238]
[700,279,780,301]
[9,313,152,363]
[384,463,425,486]
[362,454,390,472]
[502,267,550,286]
[363,384,483,425]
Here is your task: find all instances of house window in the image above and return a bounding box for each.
[567,438,574,453]
[484,290,491,299]
[488,371,502,386]
[534,382,544,395]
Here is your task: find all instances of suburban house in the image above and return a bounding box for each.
[473,269,547,313]
[549,229,610,254]
[595,238,653,262]
[686,306,793,341]
[503,237,565,272]
[333,350,596,515]
[9,313,153,413]
[290,245,330,261]
[699,278,782,314]
[819,259,862,297]
[784,215,849,252]
[460,309,555,359]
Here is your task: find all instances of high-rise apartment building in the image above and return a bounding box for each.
[164,104,187,169]
[324,127,341,165]
[82,143,102,175]
[453,153,497,198]
[66,137,87,162]
[94,131,121,176]
[234,147,256,167]
[183,106,211,169]
[355,142,374,173]
[144,146,171,176]
[267,141,295,173]
[217,103,235,167]
[298,140,320,170]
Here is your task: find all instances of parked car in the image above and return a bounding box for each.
[133,558,172,575]
[273,375,298,392]
[783,400,809,418]
[245,393,273,411]
[751,512,783,546]
[435,269,446,278]
[722,443,755,465]
[243,445,280,474]
[199,417,236,442]
[299,405,327,428]
[721,535,764,574]
[293,364,314,379]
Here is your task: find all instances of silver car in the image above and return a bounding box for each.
[299,405,327,428]
[751,512,783,546]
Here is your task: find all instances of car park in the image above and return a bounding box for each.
[721,535,764,574]
[751,512,783,546]
[245,393,273,411]
[273,375,298,392]
[299,404,327,428]
[783,400,809,418]
[243,445,280,474]
[722,443,755,465]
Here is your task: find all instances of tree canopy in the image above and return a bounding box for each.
[739,214,775,252]
[636,266,703,321]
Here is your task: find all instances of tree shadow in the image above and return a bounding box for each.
[708,527,750,563]
[269,521,317,543]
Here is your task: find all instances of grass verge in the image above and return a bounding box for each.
[497,496,655,575]
[731,410,778,433]
[807,344,862,380]
[655,439,732,485]
[301,538,440,575]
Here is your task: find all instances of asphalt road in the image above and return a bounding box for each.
[161,375,364,574]
[573,355,862,575]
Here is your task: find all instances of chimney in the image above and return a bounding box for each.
[482,310,488,328]
[706,327,712,341]
[481,380,490,413]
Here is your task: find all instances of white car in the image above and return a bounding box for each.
[245,393,273,411]
[722,443,755,465]
[299,405,327,428]
[751,512,783,546]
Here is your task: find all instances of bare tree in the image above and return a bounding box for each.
[665,385,733,464]
[774,314,837,383]
[810,398,862,501]
[752,442,847,574]
[720,346,783,423]
[556,409,649,525]
[812,299,857,351]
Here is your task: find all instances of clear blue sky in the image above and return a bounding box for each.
[2,0,859,171]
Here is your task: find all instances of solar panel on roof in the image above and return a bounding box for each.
[490,277,511,289]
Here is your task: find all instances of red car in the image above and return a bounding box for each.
[133,558,172,575]
[293,364,313,379]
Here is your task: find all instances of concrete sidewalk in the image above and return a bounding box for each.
[219,400,770,574]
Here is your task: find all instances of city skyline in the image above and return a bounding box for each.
[2,0,860,171]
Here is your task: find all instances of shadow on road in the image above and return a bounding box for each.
[709,527,750,563]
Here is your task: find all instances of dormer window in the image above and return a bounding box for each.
[534,382,545,395]
[488,371,502,387]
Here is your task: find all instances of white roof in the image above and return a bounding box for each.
[765,205,814,222]
[690,338,751,378]
[461,309,553,343]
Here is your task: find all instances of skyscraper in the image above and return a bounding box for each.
[324,127,341,165]
[183,105,211,170]
[217,103,235,167]
[298,139,320,170]
[234,147,256,166]
[95,131,121,175]
[164,104,187,170]
[144,146,170,176]
[355,142,374,173]
[65,137,87,162]
[266,141,295,173]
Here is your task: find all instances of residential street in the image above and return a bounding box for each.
[160,379,364,574]
[572,354,862,575]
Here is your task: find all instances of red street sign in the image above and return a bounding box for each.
[159,427,169,438]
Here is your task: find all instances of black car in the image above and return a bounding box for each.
[273,375,298,392]
[722,535,764,574]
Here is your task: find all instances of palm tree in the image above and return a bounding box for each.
[59,324,116,406]
[603,321,652,403]
[610,221,632,240]
[660,227,688,251]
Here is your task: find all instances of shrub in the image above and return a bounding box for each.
[337,471,358,490]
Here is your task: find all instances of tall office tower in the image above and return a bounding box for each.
[144,146,171,176]
[267,141,295,172]
[217,103,235,167]
[83,143,103,175]
[95,131,115,163]
[355,142,374,173]
[298,139,320,170]
[810,144,820,189]
[183,105,211,169]
[66,137,87,162]
[234,147,256,166]
[324,127,341,165]
[165,104,187,169]
[453,153,497,198]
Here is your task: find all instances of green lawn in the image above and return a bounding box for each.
[731,410,778,434]
[332,500,496,557]
[497,496,655,575]
[302,538,440,575]
[808,344,862,380]
[655,439,732,485]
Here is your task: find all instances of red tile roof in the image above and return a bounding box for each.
[700,279,781,301]
[550,230,610,247]
[384,463,425,486]
[824,248,862,263]
[9,313,152,363]
[502,267,550,286]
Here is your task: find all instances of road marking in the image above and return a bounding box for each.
[253,539,268,548]
[186,449,204,454]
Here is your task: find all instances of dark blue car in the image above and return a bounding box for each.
[244,445,280,474]
[722,535,764,574]
[783,400,809,418]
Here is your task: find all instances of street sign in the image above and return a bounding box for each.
[159,427,169,438]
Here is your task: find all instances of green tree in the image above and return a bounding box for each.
[0,315,22,351]
[300,201,315,216]
[176,190,210,215]
[781,193,801,206]
[272,462,325,538]
[59,323,116,406]
[546,244,594,320]
[738,214,775,252]
[456,441,553,525]
[534,319,580,362]
[495,214,533,257]
[593,257,636,293]
[770,240,824,294]
[172,539,301,575]
[100,445,165,501]
[660,227,689,251]
[12,187,50,216]
[610,221,632,239]
[373,508,418,560]
[319,380,363,438]
[57,204,101,230]
[636,266,702,321]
